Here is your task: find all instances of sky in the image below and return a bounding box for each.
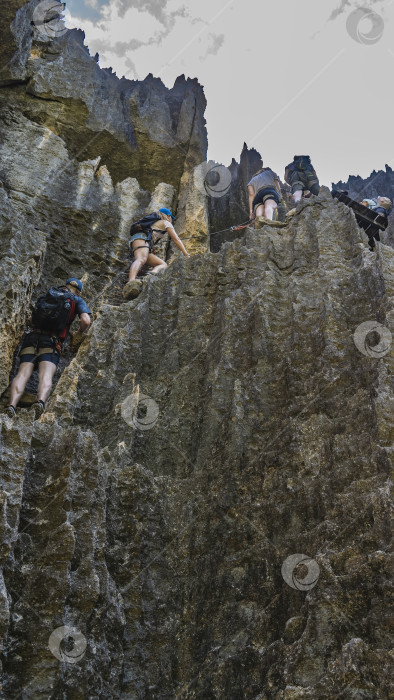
[62,0,394,186]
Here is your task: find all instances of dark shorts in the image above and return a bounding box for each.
[289,169,320,195]
[19,332,60,367]
[373,207,388,219]
[129,232,149,245]
[253,187,280,210]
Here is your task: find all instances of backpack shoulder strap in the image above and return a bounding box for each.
[57,297,76,343]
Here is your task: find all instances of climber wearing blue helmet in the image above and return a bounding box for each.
[123,207,190,300]
[159,207,175,220]
[4,278,91,420]
[65,277,83,292]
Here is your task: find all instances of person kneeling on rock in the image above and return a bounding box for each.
[4,278,91,420]
[123,208,190,301]
[247,165,282,225]
[284,155,320,210]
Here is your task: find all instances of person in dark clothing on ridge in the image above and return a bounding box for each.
[4,278,91,419]
[284,155,320,206]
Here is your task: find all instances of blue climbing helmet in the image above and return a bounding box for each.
[159,207,176,221]
[66,277,83,292]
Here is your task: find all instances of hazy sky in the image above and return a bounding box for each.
[63,0,394,185]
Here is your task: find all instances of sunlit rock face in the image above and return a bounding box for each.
[0,4,393,699]
[1,0,207,191]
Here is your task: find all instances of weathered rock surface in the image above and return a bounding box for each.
[0,3,392,699]
[1,0,207,192]
[208,143,264,252]
[1,188,393,699]
[0,185,46,393]
[208,144,292,253]
[0,0,30,79]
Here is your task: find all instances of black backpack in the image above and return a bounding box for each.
[129,212,161,239]
[31,287,74,335]
[293,155,311,171]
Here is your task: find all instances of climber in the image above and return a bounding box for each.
[123,208,190,300]
[284,155,320,205]
[332,190,389,251]
[360,196,392,219]
[247,166,282,223]
[4,278,91,419]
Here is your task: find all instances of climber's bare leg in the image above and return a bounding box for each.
[255,204,264,218]
[37,361,57,404]
[9,362,35,408]
[129,244,149,281]
[292,188,303,204]
[263,199,277,221]
[146,253,168,274]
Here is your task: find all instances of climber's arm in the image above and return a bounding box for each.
[78,312,91,332]
[69,310,91,352]
[167,226,190,257]
[248,185,255,219]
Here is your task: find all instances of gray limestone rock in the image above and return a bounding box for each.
[1,189,393,698]
[0,3,392,699]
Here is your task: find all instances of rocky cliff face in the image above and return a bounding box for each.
[0,3,393,699]
[208,145,293,254]
[208,143,264,252]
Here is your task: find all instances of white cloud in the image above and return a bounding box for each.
[328,0,351,22]
[203,33,224,58]
[65,0,201,78]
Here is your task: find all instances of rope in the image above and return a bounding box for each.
[179,220,252,241]
[209,220,252,237]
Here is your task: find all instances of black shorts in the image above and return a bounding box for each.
[253,187,280,210]
[373,207,388,219]
[19,332,60,367]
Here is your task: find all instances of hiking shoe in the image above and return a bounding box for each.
[4,405,16,418]
[122,280,143,300]
[254,216,267,230]
[265,219,287,228]
[254,216,287,229]
[32,400,45,419]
